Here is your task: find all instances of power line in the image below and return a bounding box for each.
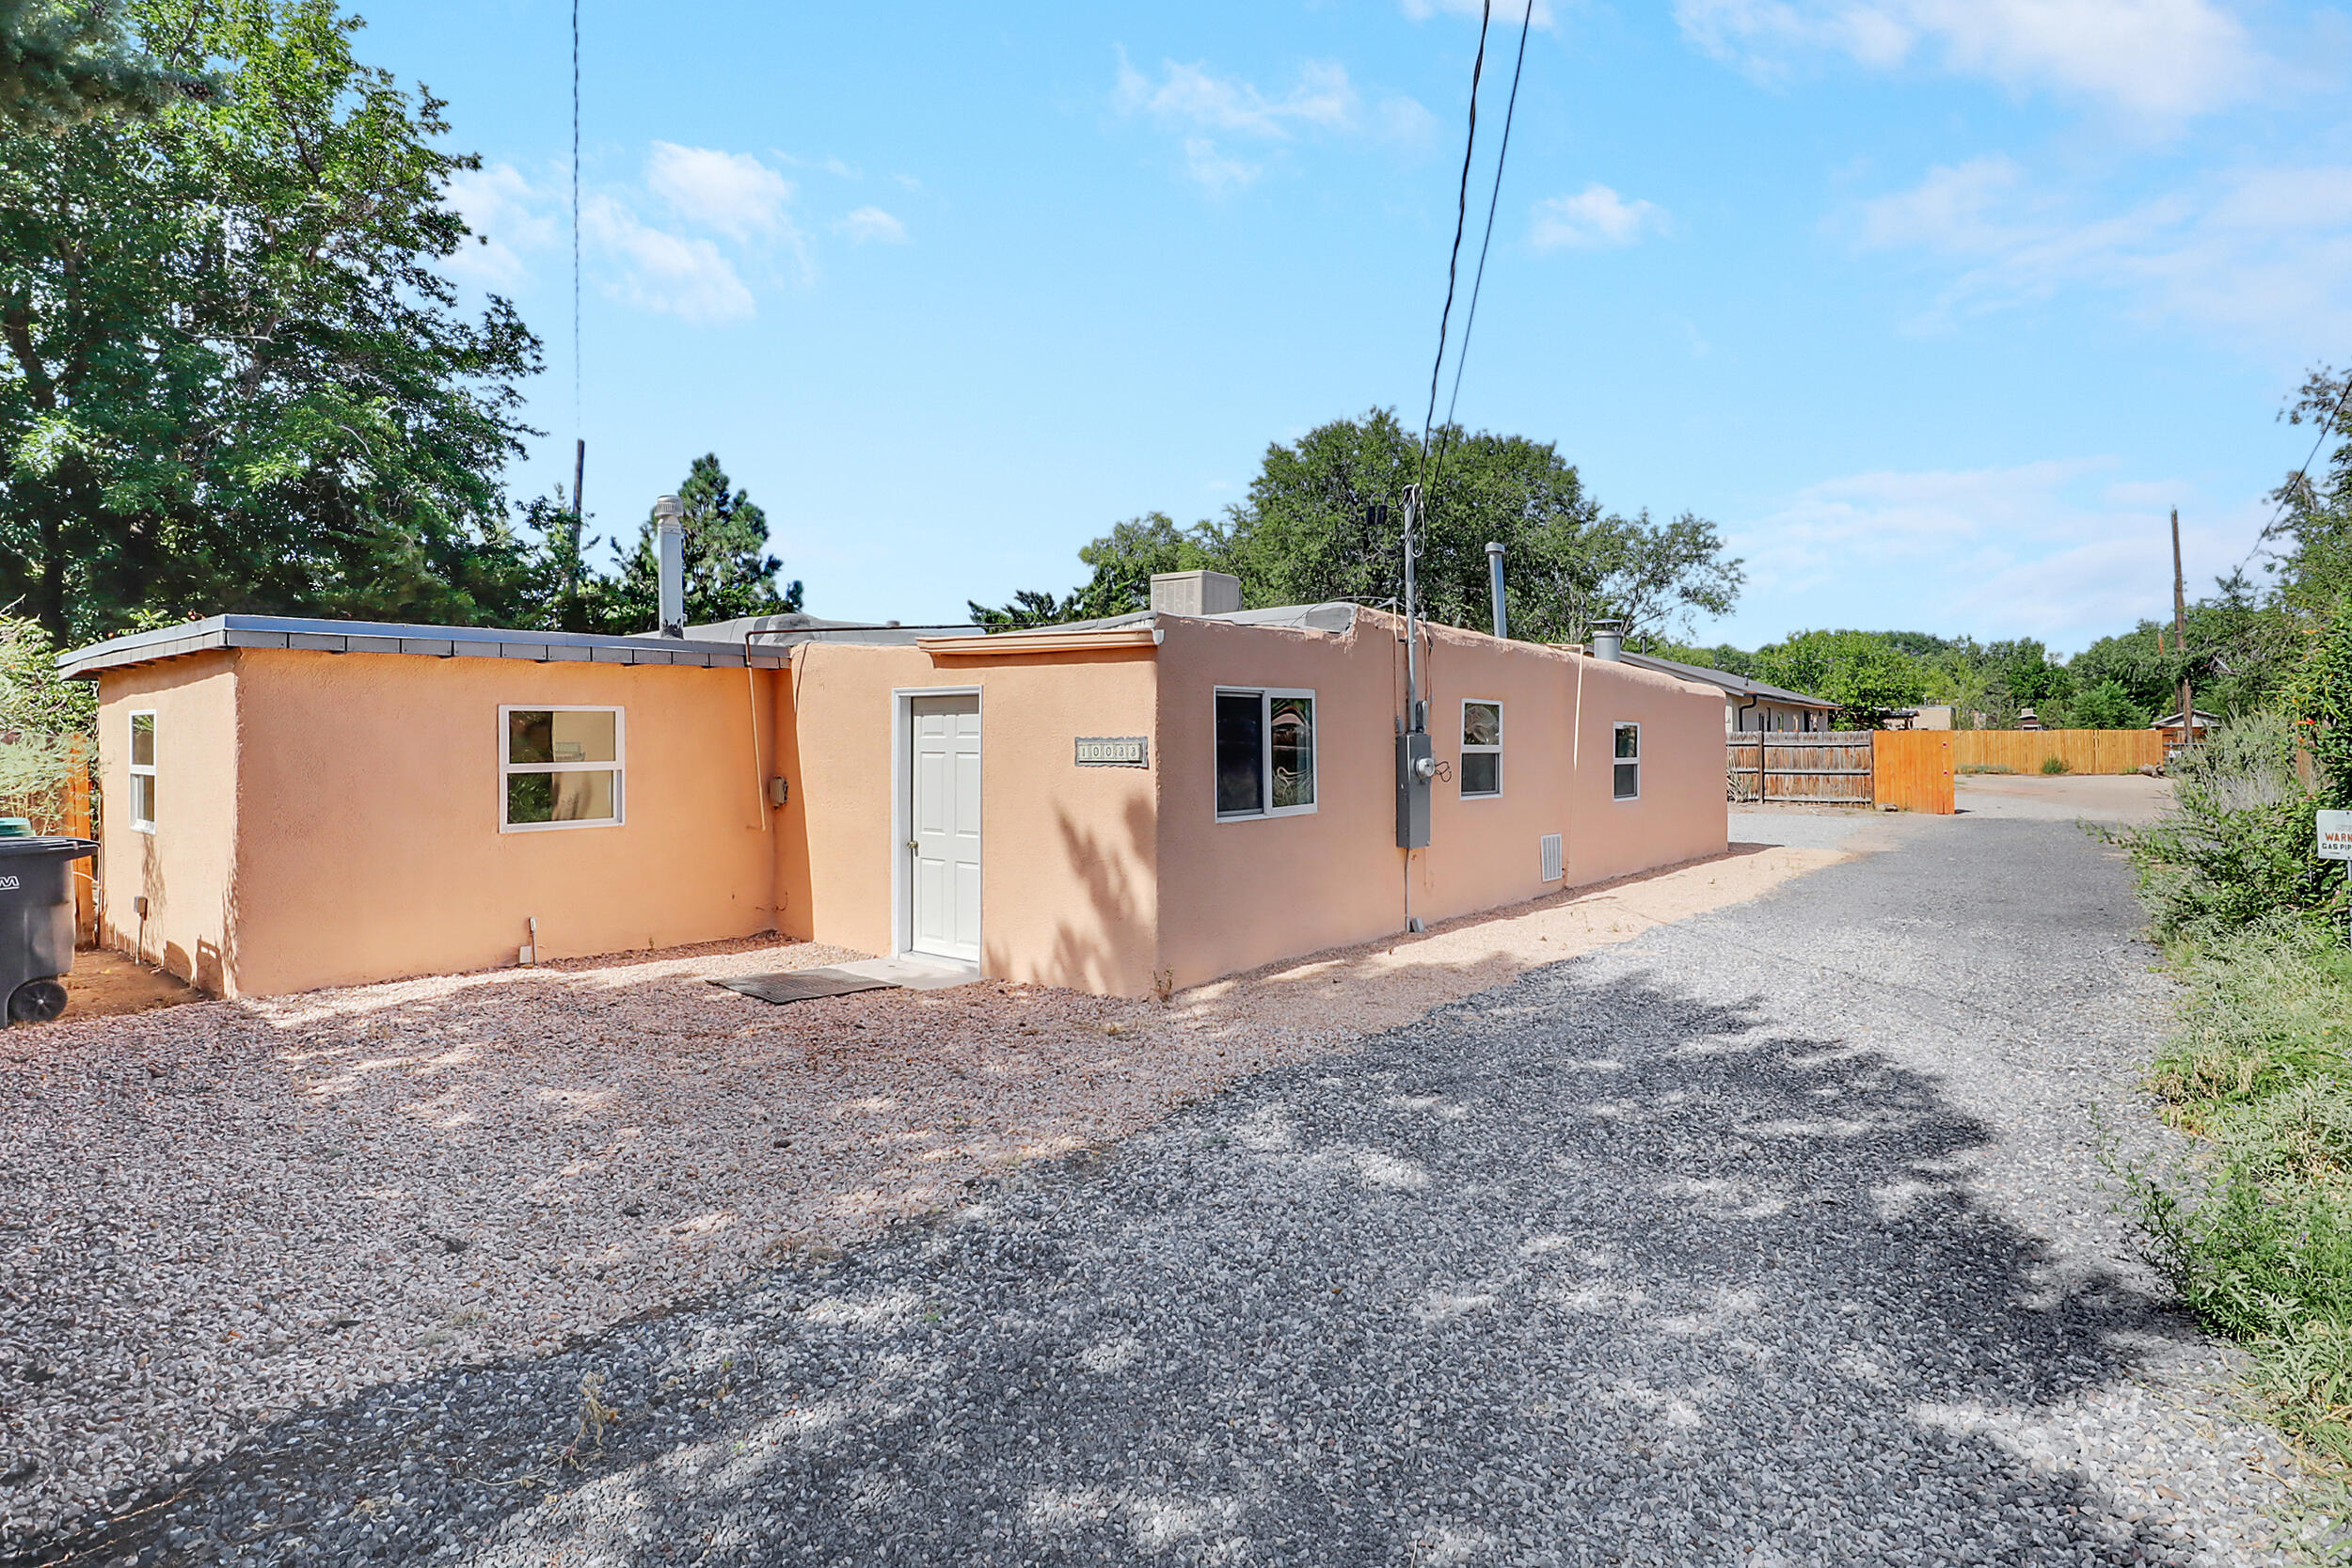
[1414,0,1492,503]
[571,0,581,444]
[2234,363,2350,579]
[1440,0,1535,444]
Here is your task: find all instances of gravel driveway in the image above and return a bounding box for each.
[23,816,2299,1566]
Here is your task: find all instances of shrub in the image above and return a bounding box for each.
[2039,754,2072,775]
[2117,917,2352,1465]
[2106,712,2334,940]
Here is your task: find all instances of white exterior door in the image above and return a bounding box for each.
[908,693,981,962]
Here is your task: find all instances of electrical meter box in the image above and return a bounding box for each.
[1396,730,1433,849]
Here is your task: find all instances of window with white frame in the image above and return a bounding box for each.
[1214,688,1316,819]
[501,707,624,831]
[128,711,156,831]
[1613,721,1641,800]
[1460,700,1502,798]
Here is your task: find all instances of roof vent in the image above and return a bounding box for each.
[1149,570,1241,617]
[654,494,686,638]
[1590,619,1623,662]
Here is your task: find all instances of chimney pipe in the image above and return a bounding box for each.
[655,494,685,638]
[1590,619,1623,662]
[1485,542,1507,641]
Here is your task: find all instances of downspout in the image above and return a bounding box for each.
[1735,692,1762,801]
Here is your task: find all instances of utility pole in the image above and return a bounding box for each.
[2171,507,2193,734]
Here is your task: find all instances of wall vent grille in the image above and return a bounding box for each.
[1539,832,1564,882]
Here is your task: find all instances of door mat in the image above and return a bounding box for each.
[712,969,894,1005]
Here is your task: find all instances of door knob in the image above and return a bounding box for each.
[906,839,918,850]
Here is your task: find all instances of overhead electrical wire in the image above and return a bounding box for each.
[1441,0,1536,444]
[1413,0,1492,505]
[571,0,582,442]
[2234,365,2352,579]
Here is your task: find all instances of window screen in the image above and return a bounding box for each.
[1461,701,1501,798]
[1613,721,1640,800]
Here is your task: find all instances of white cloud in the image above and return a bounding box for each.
[1531,184,1669,249]
[645,142,796,241]
[1674,0,2263,119]
[1112,48,1427,192]
[1402,0,1557,27]
[1849,156,2352,345]
[583,197,755,324]
[442,163,556,290]
[835,206,908,245]
[1115,52,1359,137]
[1722,458,2261,650]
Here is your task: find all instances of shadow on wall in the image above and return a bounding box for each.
[1034,795,1157,998]
[37,956,2236,1567]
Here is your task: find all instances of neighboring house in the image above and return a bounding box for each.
[1613,651,1841,734]
[60,572,1726,1001]
[1882,705,1955,731]
[2151,708,2222,749]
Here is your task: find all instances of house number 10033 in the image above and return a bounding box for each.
[1073,736,1148,768]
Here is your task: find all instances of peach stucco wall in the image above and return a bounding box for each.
[90,613,1720,1001]
[772,641,1161,996]
[99,649,783,996]
[1151,612,1725,991]
[95,652,243,993]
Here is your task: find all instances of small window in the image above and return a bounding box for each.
[1461,701,1502,798]
[501,706,624,831]
[1214,688,1316,819]
[1613,721,1640,800]
[128,711,156,832]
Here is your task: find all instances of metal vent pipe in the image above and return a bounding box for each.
[1590,618,1623,661]
[655,494,686,638]
[1485,542,1507,641]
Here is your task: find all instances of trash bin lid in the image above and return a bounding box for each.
[0,836,97,860]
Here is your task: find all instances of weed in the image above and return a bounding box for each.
[2039,755,2072,775]
[563,1371,621,1466]
[1957,763,2016,775]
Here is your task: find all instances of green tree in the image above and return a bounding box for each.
[2072,678,2149,730]
[0,0,211,128]
[1753,629,1926,727]
[0,0,545,644]
[977,410,1741,644]
[576,453,802,634]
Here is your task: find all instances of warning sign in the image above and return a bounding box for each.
[2321,811,2352,862]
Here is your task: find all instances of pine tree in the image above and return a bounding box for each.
[591,454,803,633]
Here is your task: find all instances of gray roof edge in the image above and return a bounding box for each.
[1615,650,1838,708]
[57,614,793,678]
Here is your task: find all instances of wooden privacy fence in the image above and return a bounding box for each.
[0,736,96,942]
[1873,730,1955,814]
[1726,732,1876,805]
[1951,729,2166,775]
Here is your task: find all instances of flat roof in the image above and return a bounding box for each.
[56,614,807,679]
[1614,650,1838,709]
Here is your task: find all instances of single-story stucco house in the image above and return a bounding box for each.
[58,570,1728,1000]
[1612,650,1840,733]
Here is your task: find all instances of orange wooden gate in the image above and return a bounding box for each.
[1873,731,1955,814]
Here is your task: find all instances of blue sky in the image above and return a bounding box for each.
[361,1,2352,654]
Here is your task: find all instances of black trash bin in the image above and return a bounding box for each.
[0,836,97,1024]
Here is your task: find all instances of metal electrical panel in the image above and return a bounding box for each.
[1396,730,1433,848]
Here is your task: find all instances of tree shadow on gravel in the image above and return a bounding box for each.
[18,959,2252,1568]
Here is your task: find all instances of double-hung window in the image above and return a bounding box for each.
[128,711,156,832]
[1214,688,1316,819]
[1461,701,1502,798]
[1613,721,1641,800]
[501,707,624,831]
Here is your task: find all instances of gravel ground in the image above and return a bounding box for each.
[16,817,2303,1565]
[0,847,1826,1557]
